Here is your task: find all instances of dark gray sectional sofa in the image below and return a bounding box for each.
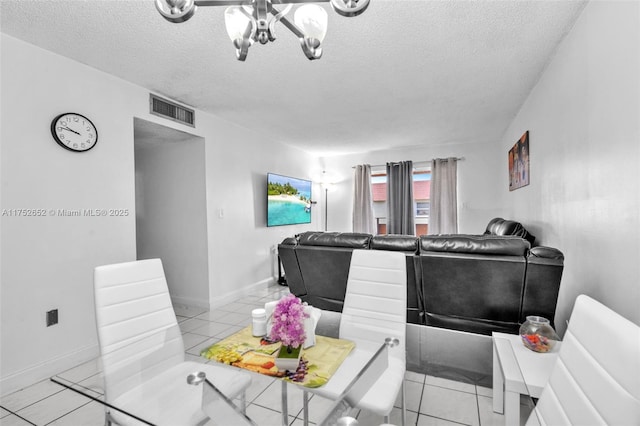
[278,218,564,336]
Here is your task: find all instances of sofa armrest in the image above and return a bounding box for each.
[281,237,298,246]
[277,241,306,298]
[522,246,564,327]
[529,246,564,262]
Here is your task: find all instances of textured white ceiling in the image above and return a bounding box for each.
[1,0,586,156]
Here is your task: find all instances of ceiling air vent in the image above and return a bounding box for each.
[149,94,195,127]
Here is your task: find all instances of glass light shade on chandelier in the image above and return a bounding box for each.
[224,6,255,60]
[155,0,370,61]
[156,0,197,23]
[294,4,328,60]
[225,6,254,42]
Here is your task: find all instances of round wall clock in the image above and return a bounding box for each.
[50,113,98,152]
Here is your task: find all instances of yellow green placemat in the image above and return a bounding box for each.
[201,326,355,388]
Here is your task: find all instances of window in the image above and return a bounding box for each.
[372,170,431,236]
[416,201,430,217]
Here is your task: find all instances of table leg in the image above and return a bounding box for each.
[303,390,309,426]
[281,380,288,426]
[504,390,520,426]
[493,341,505,414]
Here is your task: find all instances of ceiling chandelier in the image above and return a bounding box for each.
[155,0,370,61]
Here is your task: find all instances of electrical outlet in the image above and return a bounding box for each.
[46,309,58,327]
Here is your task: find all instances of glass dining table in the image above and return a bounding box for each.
[51,319,396,426]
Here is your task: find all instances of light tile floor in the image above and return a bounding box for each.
[0,285,531,426]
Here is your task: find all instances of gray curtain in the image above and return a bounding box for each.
[352,164,376,234]
[429,157,458,234]
[386,161,415,235]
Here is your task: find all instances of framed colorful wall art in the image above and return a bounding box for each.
[508,131,530,191]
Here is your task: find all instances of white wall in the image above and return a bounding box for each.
[198,116,322,308]
[322,140,504,234]
[498,0,640,333]
[322,0,640,336]
[1,34,139,394]
[0,34,320,394]
[134,120,210,308]
[5,0,635,395]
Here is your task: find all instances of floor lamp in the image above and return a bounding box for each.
[324,185,329,231]
[321,171,334,232]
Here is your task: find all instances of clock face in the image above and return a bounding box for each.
[51,113,98,152]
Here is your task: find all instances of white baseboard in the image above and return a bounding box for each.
[0,344,99,397]
[210,277,275,309]
[0,278,277,397]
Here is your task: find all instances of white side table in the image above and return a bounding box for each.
[492,332,560,425]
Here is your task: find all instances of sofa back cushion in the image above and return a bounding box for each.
[484,217,536,245]
[420,234,530,256]
[298,231,371,248]
[371,235,422,324]
[295,245,354,312]
[420,252,527,334]
[370,235,419,252]
[419,235,529,334]
[484,217,505,235]
[296,232,372,312]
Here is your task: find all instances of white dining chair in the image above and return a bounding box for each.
[315,249,408,425]
[94,258,251,425]
[525,294,640,426]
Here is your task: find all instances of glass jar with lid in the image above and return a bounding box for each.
[519,316,559,353]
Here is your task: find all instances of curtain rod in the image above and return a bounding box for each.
[352,157,464,169]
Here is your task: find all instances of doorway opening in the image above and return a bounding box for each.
[134,118,210,308]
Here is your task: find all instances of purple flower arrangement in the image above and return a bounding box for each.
[270,294,308,350]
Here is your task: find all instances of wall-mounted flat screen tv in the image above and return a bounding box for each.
[267,173,312,227]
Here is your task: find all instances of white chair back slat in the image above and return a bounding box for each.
[526,294,640,426]
[94,259,185,400]
[340,249,407,362]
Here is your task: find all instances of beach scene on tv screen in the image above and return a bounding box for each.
[268,174,312,227]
